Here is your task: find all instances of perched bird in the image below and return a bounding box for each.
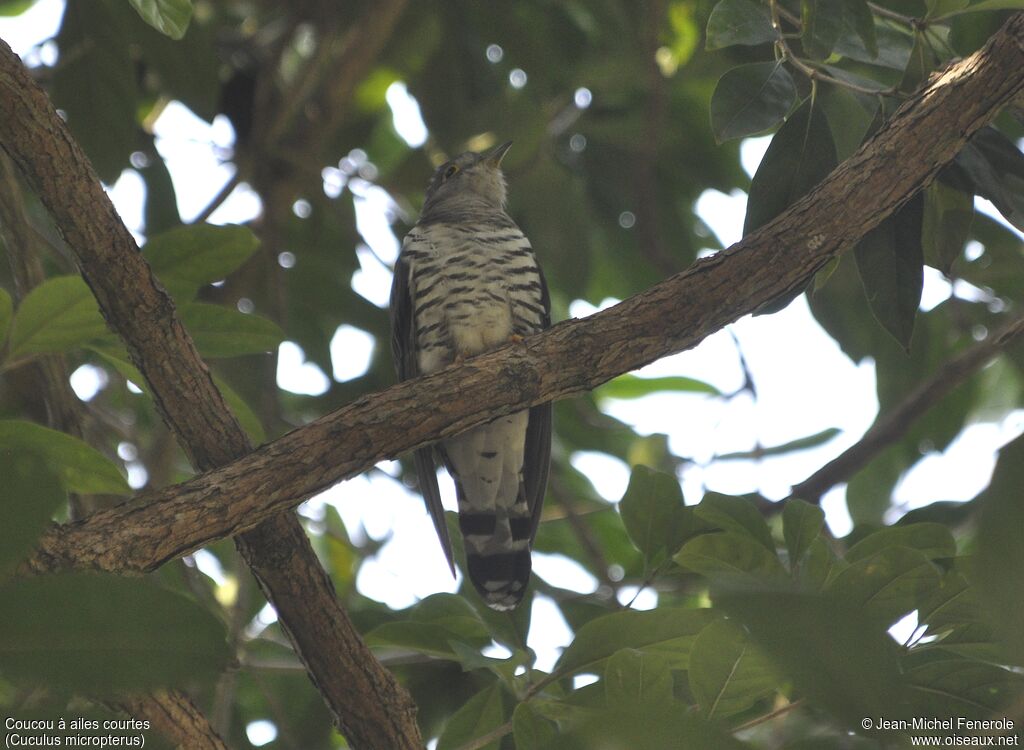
[389,141,551,610]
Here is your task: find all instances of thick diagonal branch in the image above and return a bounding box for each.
[24,15,1024,575]
[0,29,421,750]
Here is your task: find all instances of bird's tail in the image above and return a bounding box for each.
[445,416,533,610]
[458,494,533,610]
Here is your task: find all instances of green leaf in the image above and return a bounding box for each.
[710,61,797,143]
[845,522,956,563]
[936,0,1024,15]
[801,537,841,589]
[715,428,841,460]
[216,375,266,444]
[52,2,136,183]
[782,498,825,569]
[974,434,1024,662]
[0,0,37,16]
[835,19,913,69]
[705,0,776,50]
[918,570,980,633]
[512,702,558,750]
[604,648,675,708]
[0,573,231,692]
[144,224,260,297]
[826,546,941,627]
[689,619,777,718]
[842,0,878,58]
[8,276,107,358]
[802,0,845,59]
[674,533,787,582]
[128,0,192,39]
[695,492,775,550]
[854,193,924,350]
[0,286,12,348]
[926,0,970,17]
[179,303,284,358]
[744,98,838,235]
[366,621,486,659]
[955,128,1024,232]
[436,682,508,750]
[0,420,129,495]
[366,596,491,659]
[555,608,715,677]
[718,589,907,728]
[87,343,265,443]
[597,374,721,399]
[0,450,66,579]
[906,659,1024,719]
[618,465,685,561]
[922,180,974,274]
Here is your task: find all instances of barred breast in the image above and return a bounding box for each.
[400,220,546,375]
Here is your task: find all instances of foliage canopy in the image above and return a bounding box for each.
[1,0,1024,747]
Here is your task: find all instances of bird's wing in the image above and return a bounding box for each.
[390,251,456,575]
[523,262,553,542]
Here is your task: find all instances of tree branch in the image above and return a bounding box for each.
[20,14,1024,575]
[0,34,422,750]
[113,691,229,750]
[0,155,227,750]
[789,313,1024,504]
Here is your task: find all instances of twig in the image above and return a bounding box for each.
[770,0,901,98]
[868,2,925,27]
[189,171,241,225]
[790,313,1024,504]
[455,720,513,750]
[733,698,804,732]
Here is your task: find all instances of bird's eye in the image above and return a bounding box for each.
[444,165,459,178]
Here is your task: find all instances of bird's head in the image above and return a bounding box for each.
[422,141,512,216]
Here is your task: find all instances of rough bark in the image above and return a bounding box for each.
[0,33,423,750]
[114,692,229,750]
[22,15,1024,575]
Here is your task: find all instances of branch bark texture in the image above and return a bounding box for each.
[0,30,422,750]
[22,13,1024,576]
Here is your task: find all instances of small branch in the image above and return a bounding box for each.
[456,720,513,750]
[114,690,228,750]
[868,2,929,28]
[189,171,241,225]
[733,698,804,732]
[790,314,1024,504]
[771,0,901,98]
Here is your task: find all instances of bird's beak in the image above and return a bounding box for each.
[485,140,513,168]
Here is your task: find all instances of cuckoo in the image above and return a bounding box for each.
[390,141,551,610]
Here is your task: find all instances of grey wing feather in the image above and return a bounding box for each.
[523,262,553,542]
[390,253,456,576]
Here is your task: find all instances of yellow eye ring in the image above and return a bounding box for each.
[444,165,458,178]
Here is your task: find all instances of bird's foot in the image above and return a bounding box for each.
[508,333,525,344]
